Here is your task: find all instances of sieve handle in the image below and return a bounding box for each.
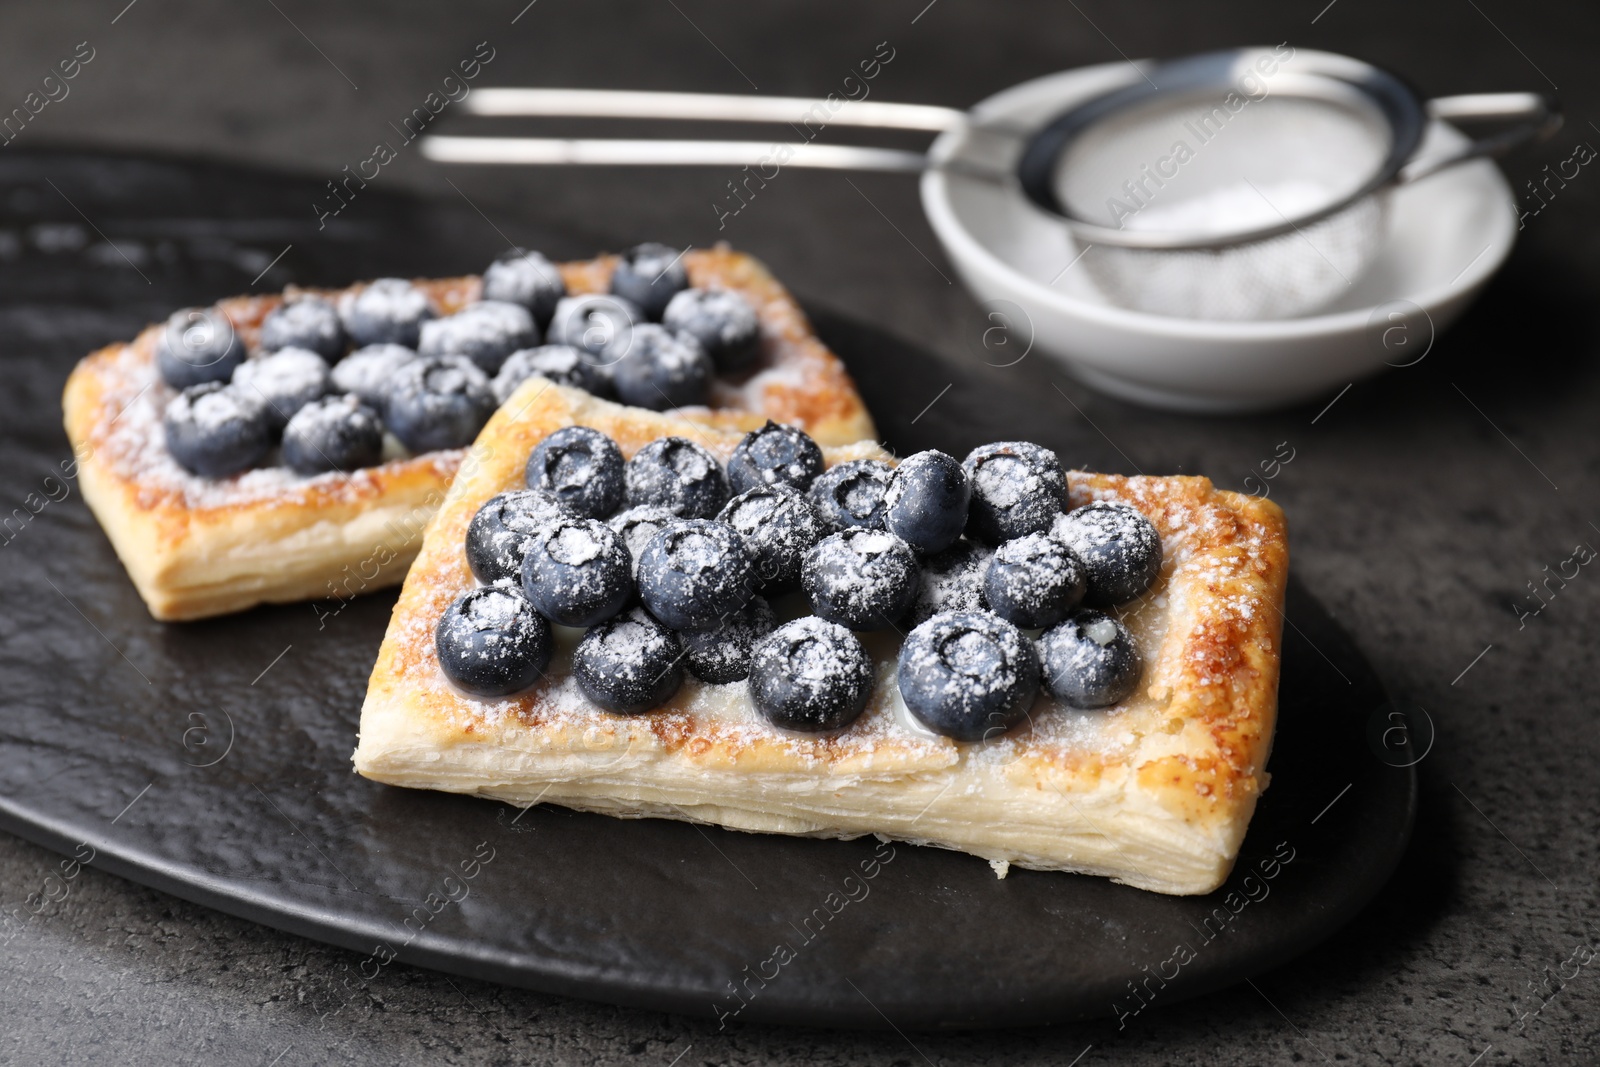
[1400,92,1563,183]
[458,88,963,131]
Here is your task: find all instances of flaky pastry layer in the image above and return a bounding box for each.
[61,246,875,620]
[354,382,1289,895]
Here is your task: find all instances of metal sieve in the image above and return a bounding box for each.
[1016,49,1558,319]
[419,46,1556,322]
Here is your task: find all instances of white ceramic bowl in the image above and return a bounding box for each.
[920,58,1518,413]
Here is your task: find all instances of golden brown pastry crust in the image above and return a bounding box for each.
[353,383,1290,896]
[61,246,876,620]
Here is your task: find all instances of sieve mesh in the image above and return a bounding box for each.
[1052,90,1394,319]
[1079,196,1386,320]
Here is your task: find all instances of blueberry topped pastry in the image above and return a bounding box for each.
[624,436,729,518]
[897,610,1040,741]
[883,450,970,555]
[962,441,1066,544]
[662,287,761,373]
[281,394,385,476]
[610,323,713,411]
[748,616,875,732]
[809,458,893,531]
[338,278,436,348]
[156,307,246,389]
[259,296,345,360]
[636,519,757,631]
[66,244,877,625]
[525,425,626,519]
[435,586,552,697]
[465,489,569,585]
[801,528,920,631]
[358,403,1288,898]
[481,247,567,328]
[610,241,689,320]
[383,355,497,453]
[163,382,271,477]
[727,421,825,495]
[231,347,331,429]
[718,483,828,592]
[418,300,538,374]
[1051,501,1162,607]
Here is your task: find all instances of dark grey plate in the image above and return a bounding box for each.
[0,151,1415,1030]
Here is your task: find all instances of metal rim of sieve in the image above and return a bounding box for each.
[1019,49,1430,251]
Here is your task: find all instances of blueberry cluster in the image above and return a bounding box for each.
[532,241,763,412]
[435,430,1165,742]
[437,423,804,705]
[156,242,762,481]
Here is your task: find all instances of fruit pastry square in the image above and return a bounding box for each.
[61,243,875,620]
[353,381,1290,896]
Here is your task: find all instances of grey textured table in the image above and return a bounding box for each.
[1,2,1597,1064]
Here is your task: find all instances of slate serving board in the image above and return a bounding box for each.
[0,151,1415,1029]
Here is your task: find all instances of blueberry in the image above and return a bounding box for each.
[636,519,757,632]
[330,343,418,410]
[281,394,385,475]
[1051,502,1163,607]
[572,606,685,714]
[883,450,970,555]
[338,278,436,348]
[525,426,626,519]
[465,489,568,585]
[383,355,497,453]
[494,344,610,403]
[155,306,245,389]
[547,294,640,370]
[435,585,553,697]
[801,528,919,631]
[809,458,893,531]
[727,420,824,495]
[1038,609,1142,708]
[681,595,776,684]
[610,242,688,320]
[259,296,345,360]
[481,248,566,328]
[231,347,331,429]
[519,517,633,627]
[983,531,1087,629]
[748,616,874,732]
[608,504,680,578]
[897,611,1040,742]
[163,382,272,478]
[662,287,760,372]
[624,436,729,518]
[609,323,713,410]
[963,441,1066,544]
[418,300,538,375]
[718,484,827,592]
[903,539,993,628]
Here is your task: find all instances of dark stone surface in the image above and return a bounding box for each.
[0,1,1596,1063]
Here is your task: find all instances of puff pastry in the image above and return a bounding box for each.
[354,382,1290,895]
[61,246,875,621]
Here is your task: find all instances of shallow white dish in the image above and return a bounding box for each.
[921,58,1518,413]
